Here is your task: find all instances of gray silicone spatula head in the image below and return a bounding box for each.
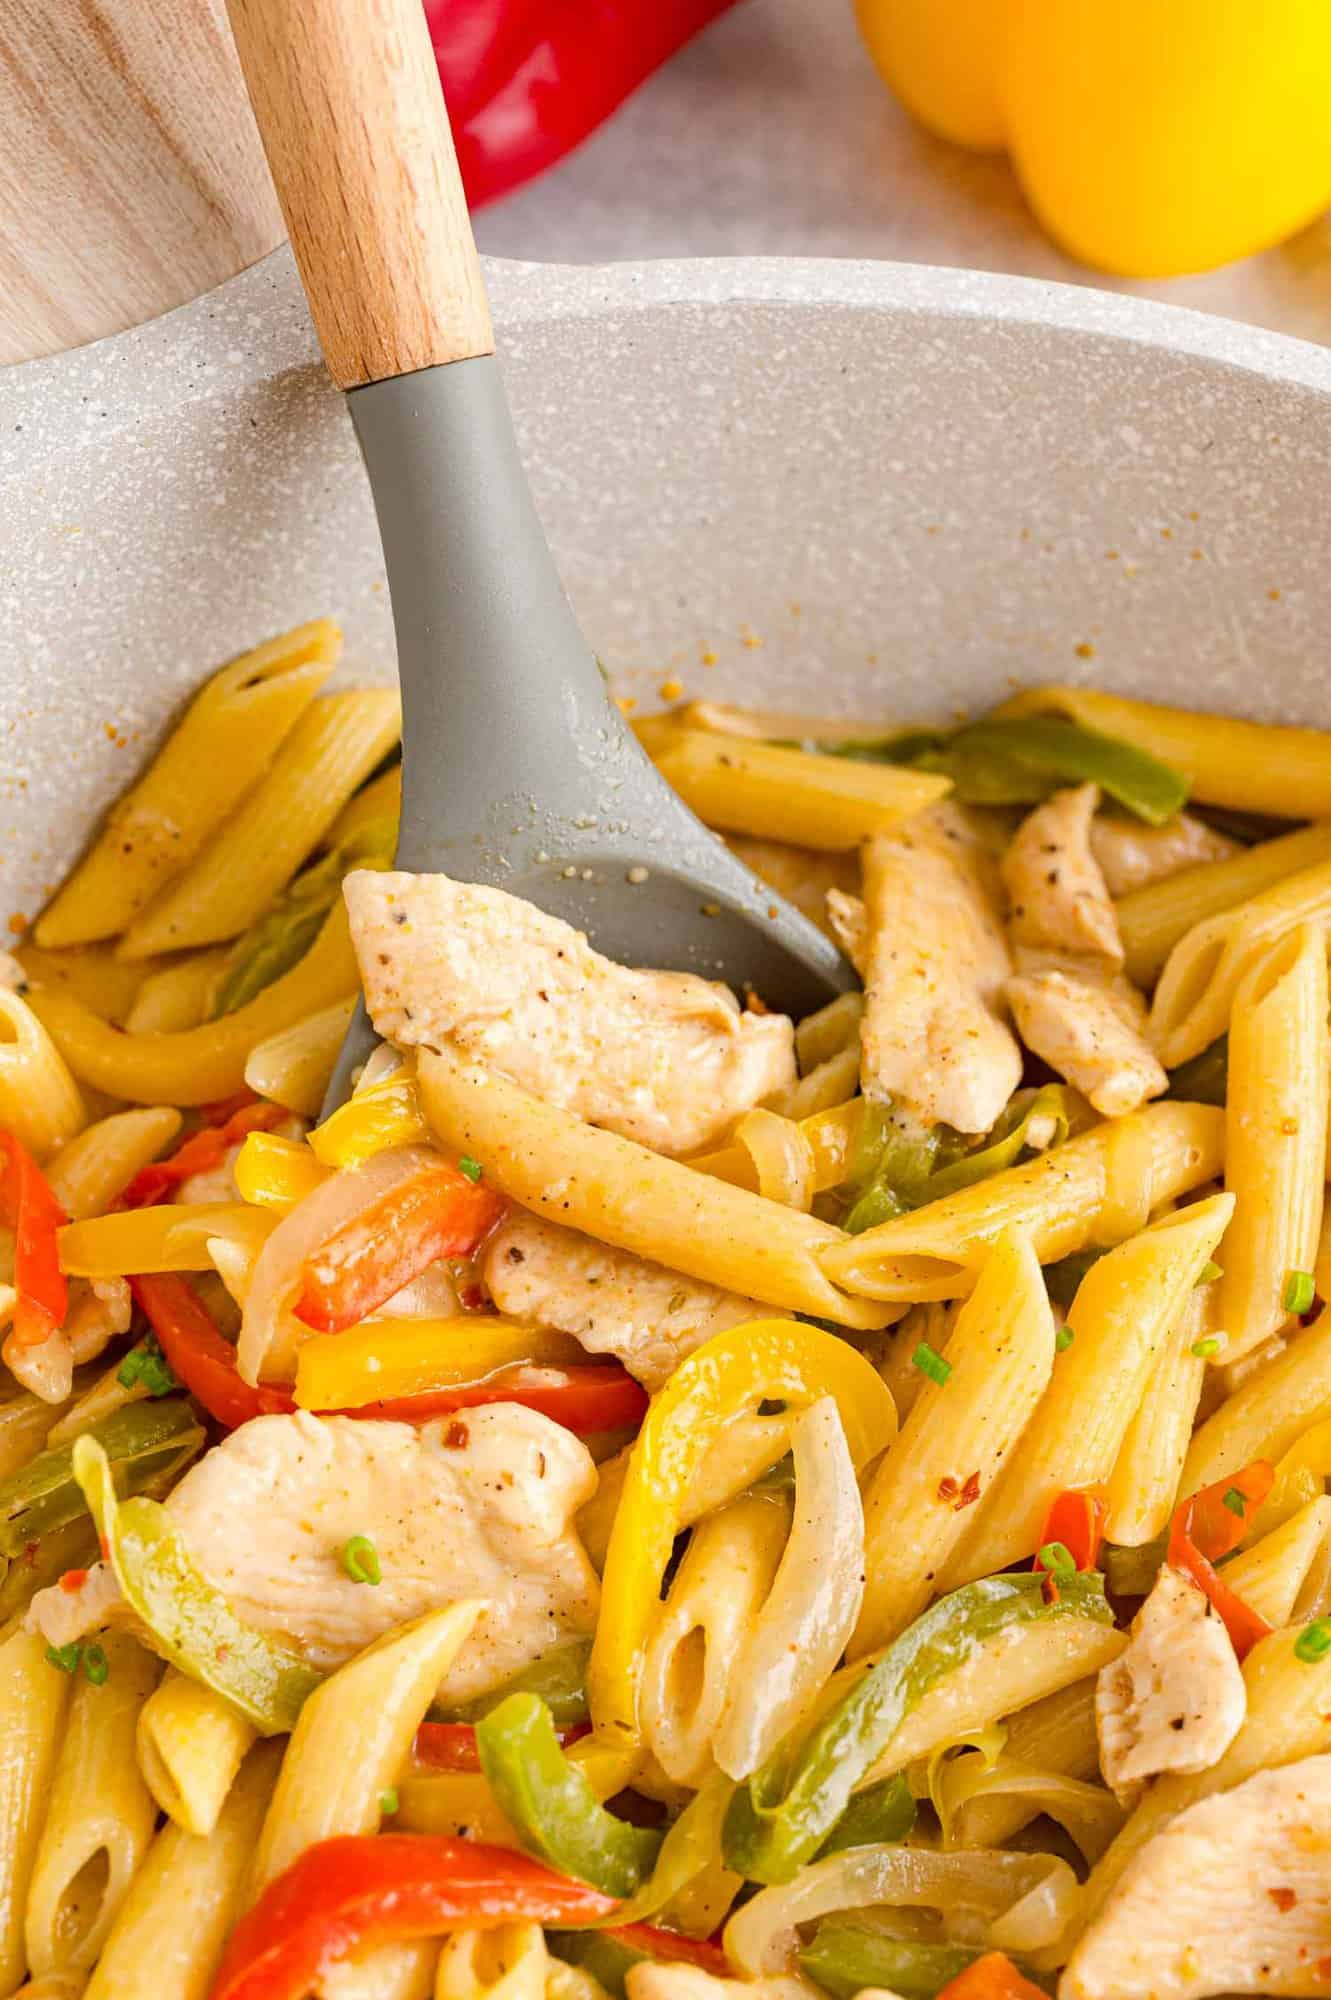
[226,0,854,1096]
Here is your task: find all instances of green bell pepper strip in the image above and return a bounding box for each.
[0,1396,204,1576]
[919,1085,1081,1203]
[213,818,396,1016]
[723,1571,1113,1883]
[549,1934,648,1997]
[799,1925,1053,2000]
[72,1435,323,1734]
[433,1638,590,1730]
[815,1772,916,1856]
[1167,1036,1228,1108]
[475,1693,662,1897]
[1101,1535,1167,1598]
[842,1085,1081,1234]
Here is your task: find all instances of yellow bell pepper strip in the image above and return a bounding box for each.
[588,1320,898,1743]
[293,1315,585,1410]
[234,1132,331,1215]
[59,1202,277,1278]
[476,1694,663,1896]
[723,1571,1113,1883]
[308,1071,430,1171]
[73,1435,324,1733]
[856,0,1331,279]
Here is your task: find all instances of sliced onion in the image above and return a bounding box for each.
[237,1144,440,1384]
[939,1750,1125,1866]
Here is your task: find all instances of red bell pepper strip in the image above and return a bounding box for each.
[1168,1459,1275,1660]
[293,1161,506,1332]
[210,1834,617,2000]
[131,1272,647,1436]
[607,1925,731,1977]
[936,1952,1049,2000]
[1036,1485,1108,1574]
[0,1128,69,1347]
[426,0,744,212]
[120,1100,285,1210]
[415,1718,591,1773]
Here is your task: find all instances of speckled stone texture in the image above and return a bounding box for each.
[4,251,1331,923]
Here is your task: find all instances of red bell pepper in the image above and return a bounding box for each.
[415,1718,591,1773]
[293,1160,506,1332]
[0,1128,69,1347]
[210,1834,617,2000]
[936,1952,1049,2000]
[1035,1485,1108,1577]
[607,1925,731,1977]
[427,0,743,211]
[1168,1459,1274,1660]
[120,1099,285,1210]
[131,1272,647,1436]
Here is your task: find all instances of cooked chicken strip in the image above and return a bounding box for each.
[1062,1753,1331,2000]
[1090,812,1239,900]
[344,870,795,1156]
[483,1211,762,1391]
[830,817,1021,1135]
[1007,964,1167,1121]
[28,1407,599,1701]
[1096,1567,1246,1808]
[1005,784,1123,966]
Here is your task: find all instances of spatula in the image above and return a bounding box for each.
[225,0,853,1101]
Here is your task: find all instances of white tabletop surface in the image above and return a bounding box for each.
[476,0,1331,347]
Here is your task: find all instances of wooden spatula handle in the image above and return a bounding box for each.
[226,0,492,389]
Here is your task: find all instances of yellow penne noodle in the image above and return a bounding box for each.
[59,1204,275,1280]
[82,1739,281,2000]
[1116,819,1331,988]
[997,683,1331,818]
[794,991,863,1073]
[325,762,403,850]
[774,1040,862,1121]
[1150,852,1331,1069]
[0,990,86,1161]
[250,1601,482,1895]
[415,1044,898,1330]
[676,699,903,744]
[243,998,357,1118]
[435,1925,547,2000]
[135,1672,258,1839]
[28,905,359,1106]
[0,1631,73,1993]
[1181,1306,1331,1496]
[1224,1496,1331,1629]
[119,690,400,959]
[45,1109,182,1222]
[122,951,232,1035]
[851,1229,1055,1654]
[35,623,340,948]
[946,1195,1232,1581]
[1103,1288,1209,1546]
[819,1102,1225,1302]
[652,729,950,850]
[1218,922,1329,1362]
[5,1973,87,1998]
[319,1941,440,2000]
[25,1635,160,1976]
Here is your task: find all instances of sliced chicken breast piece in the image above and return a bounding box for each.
[1089,812,1239,900]
[344,870,795,1156]
[483,1211,762,1391]
[1095,1566,1246,1809]
[1007,962,1167,1120]
[1062,1753,1331,2000]
[29,1406,599,1702]
[1004,785,1123,966]
[831,820,1021,1136]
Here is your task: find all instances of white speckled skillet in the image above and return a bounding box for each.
[4,251,1331,923]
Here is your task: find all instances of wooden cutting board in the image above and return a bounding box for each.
[0,0,284,364]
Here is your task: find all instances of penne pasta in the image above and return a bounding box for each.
[415,1044,899,1330]
[0,1632,73,1993]
[1103,1287,1210,1546]
[1181,1306,1331,1496]
[1115,819,1331,988]
[242,998,357,1118]
[819,1101,1225,1303]
[322,1941,440,2000]
[14,943,153,1030]
[1223,1496,1331,1629]
[27,905,359,1106]
[0,990,86,1162]
[851,1229,1055,1654]
[45,1110,182,1223]
[118,690,401,959]
[324,763,402,850]
[996,683,1331,819]
[946,1194,1233,1582]
[35,623,340,948]
[651,729,950,850]
[135,1671,258,1839]
[25,1635,161,1976]
[1218,922,1328,1362]
[122,952,232,1035]
[434,1925,547,2000]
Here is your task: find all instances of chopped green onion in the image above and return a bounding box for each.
[378,1787,399,1816]
[1197,1260,1223,1286]
[1191,1336,1222,1361]
[1295,1619,1331,1663]
[117,1333,178,1398]
[1222,1487,1248,1518]
[457,1155,483,1184]
[83,1642,109,1686]
[1284,1270,1317,1316]
[45,1642,81,1675]
[911,1342,951,1387]
[1036,1541,1076,1577]
[1055,1325,1075,1354]
[341,1535,381,1586]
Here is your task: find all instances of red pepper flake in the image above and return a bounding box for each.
[937,1471,983,1511]
[58,1569,89,1594]
[937,1476,960,1503]
[958,1469,982,1509]
[743,987,770,1015]
[443,1420,470,1449]
[1270,1887,1298,1912]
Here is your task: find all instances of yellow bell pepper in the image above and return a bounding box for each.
[308,1071,431,1170]
[293,1315,586,1411]
[587,1318,898,1743]
[856,0,1331,277]
[234,1131,331,1214]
